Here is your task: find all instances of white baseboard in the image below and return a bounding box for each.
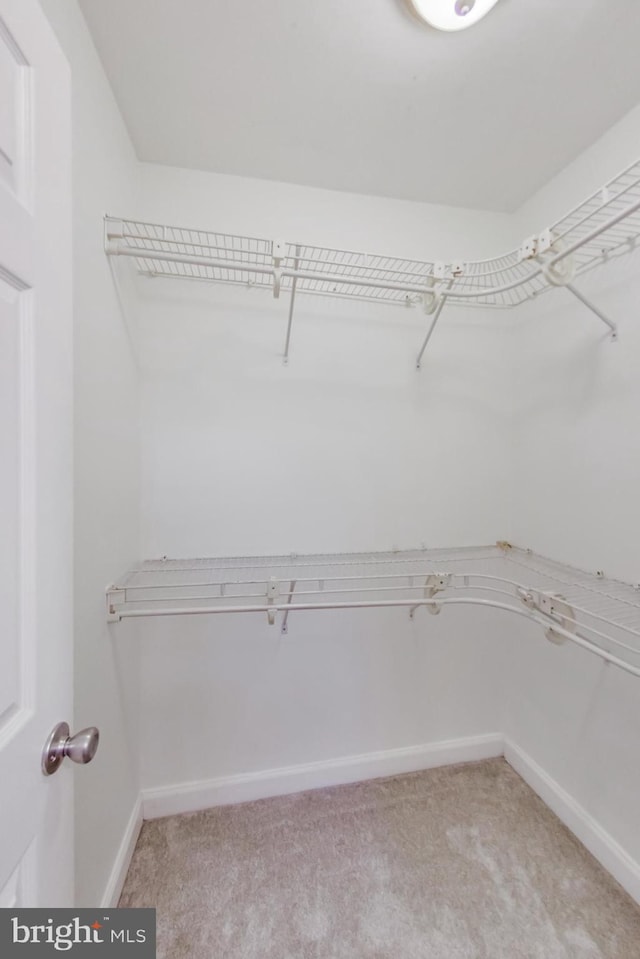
[141,732,504,820]
[504,739,640,906]
[109,735,639,910]
[100,796,143,908]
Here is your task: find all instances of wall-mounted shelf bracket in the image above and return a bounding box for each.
[104,218,124,255]
[267,577,280,625]
[524,234,618,339]
[106,586,125,623]
[517,587,577,645]
[409,572,452,618]
[272,239,285,299]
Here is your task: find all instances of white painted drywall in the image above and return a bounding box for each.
[38,0,141,909]
[131,165,516,792]
[135,164,515,557]
[137,161,515,263]
[139,607,510,794]
[506,105,640,866]
[511,103,640,582]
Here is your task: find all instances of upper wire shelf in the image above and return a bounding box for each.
[105,158,640,363]
[107,545,640,680]
[105,159,640,309]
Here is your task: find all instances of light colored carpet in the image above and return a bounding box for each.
[120,758,640,958]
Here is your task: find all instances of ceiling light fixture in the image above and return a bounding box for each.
[407,0,501,31]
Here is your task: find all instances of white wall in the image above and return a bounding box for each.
[136,164,515,557]
[131,166,515,794]
[139,607,509,795]
[511,256,640,580]
[512,103,640,582]
[506,105,640,867]
[38,0,141,909]
[136,283,514,557]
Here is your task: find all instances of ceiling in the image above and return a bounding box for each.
[78,0,640,212]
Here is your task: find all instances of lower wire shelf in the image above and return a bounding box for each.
[107,545,640,679]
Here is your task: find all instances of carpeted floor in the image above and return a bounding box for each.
[120,758,640,958]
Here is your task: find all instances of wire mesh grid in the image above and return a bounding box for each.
[110,219,275,291]
[285,243,436,305]
[104,157,640,311]
[551,159,640,273]
[500,549,640,663]
[425,158,640,308]
[112,547,502,605]
[107,546,640,674]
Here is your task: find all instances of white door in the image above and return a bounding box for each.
[0,0,73,906]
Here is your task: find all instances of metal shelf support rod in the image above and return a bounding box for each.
[283,246,300,364]
[281,580,297,634]
[416,281,453,369]
[565,282,618,338]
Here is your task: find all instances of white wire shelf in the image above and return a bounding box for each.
[105,158,640,364]
[105,160,640,309]
[107,545,640,680]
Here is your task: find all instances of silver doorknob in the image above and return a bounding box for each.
[42,722,100,776]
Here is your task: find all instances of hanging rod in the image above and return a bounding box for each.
[106,593,640,680]
[106,596,640,680]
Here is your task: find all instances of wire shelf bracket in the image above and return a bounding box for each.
[520,234,619,339]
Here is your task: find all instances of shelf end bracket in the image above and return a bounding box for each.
[106,585,125,623]
[104,217,124,256]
